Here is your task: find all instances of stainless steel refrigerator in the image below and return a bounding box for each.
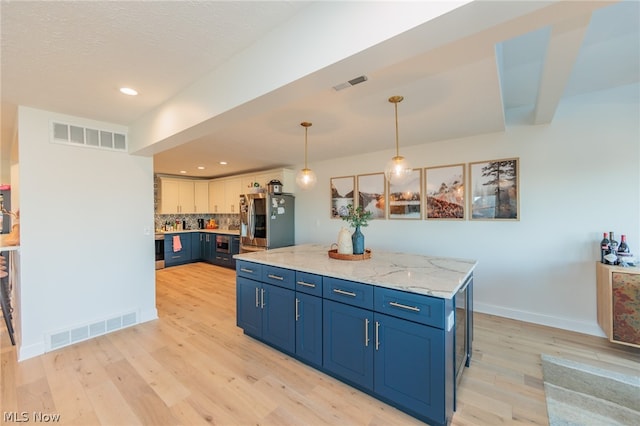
[239,192,294,253]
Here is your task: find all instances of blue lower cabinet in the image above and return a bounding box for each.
[295,292,323,367]
[164,233,192,267]
[374,312,445,423]
[262,284,295,353]
[236,276,295,354]
[236,277,262,336]
[191,233,202,261]
[323,300,374,390]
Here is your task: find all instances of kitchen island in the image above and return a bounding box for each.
[1,236,19,346]
[234,244,477,426]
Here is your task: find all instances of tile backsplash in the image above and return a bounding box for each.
[155,213,240,232]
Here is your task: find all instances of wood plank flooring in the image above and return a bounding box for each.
[1,262,639,425]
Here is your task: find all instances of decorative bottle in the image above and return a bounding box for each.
[600,232,610,263]
[607,232,619,265]
[618,235,630,254]
[352,225,365,255]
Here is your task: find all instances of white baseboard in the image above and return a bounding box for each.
[474,301,606,338]
[18,341,46,361]
[139,307,158,323]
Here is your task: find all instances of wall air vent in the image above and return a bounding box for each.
[51,121,127,152]
[46,311,138,351]
[333,75,368,91]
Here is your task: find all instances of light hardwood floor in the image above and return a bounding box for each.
[2,262,639,425]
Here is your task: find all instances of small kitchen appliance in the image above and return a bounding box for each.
[267,179,283,194]
[197,218,205,229]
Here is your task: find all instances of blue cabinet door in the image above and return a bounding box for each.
[164,233,192,266]
[295,292,322,367]
[374,312,445,424]
[262,283,295,354]
[236,277,262,337]
[323,300,374,390]
[191,233,202,260]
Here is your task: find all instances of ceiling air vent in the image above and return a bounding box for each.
[51,121,127,152]
[333,75,368,91]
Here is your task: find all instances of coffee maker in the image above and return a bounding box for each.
[197,218,205,229]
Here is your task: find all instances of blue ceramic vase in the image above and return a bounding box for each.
[352,225,365,255]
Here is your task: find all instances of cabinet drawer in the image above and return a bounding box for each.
[236,261,262,280]
[323,277,373,310]
[262,265,295,290]
[295,271,323,297]
[374,287,444,329]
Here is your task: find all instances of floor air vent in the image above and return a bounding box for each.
[47,311,138,351]
[51,121,127,152]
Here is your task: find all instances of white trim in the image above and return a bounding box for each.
[474,302,606,338]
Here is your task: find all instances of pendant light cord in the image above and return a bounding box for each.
[304,126,309,168]
[389,96,403,159]
[394,101,400,158]
[301,121,312,170]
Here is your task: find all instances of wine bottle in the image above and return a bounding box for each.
[600,232,610,263]
[609,231,619,265]
[618,235,630,254]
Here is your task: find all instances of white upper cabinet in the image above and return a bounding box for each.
[194,181,209,213]
[159,178,196,214]
[224,178,242,213]
[209,180,225,213]
[209,177,242,214]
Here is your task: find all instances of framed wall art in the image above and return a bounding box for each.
[357,173,386,219]
[469,157,519,220]
[330,175,355,219]
[388,168,422,219]
[425,164,465,220]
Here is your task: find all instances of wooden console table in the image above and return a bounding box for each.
[595,262,640,348]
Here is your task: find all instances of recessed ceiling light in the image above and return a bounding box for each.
[197,166,205,170]
[119,87,138,96]
[179,170,187,174]
[219,161,228,165]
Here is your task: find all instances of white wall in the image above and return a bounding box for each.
[294,84,639,336]
[17,107,157,360]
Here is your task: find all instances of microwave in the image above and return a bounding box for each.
[215,235,230,253]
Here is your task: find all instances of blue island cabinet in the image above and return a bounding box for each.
[236,263,295,354]
[236,260,460,426]
[294,271,323,368]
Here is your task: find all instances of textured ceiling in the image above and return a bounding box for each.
[1,0,638,180]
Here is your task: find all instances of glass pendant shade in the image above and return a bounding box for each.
[296,122,316,190]
[385,95,412,185]
[384,155,413,185]
[296,168,317,189]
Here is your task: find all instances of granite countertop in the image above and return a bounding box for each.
[234,244,477,299]
[156,229,240,236]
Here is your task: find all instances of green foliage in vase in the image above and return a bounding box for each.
[342,204,372,228]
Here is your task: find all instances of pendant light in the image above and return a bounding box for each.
[296,121,317,190]
[384,95,413,185]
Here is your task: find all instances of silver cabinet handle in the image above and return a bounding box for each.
[255,287,259,308]
[389,301,420,312]
[365,318,370,347]
[375,321,380,351]
[267,274,284,281]
[296,281,316,288]
[240,267,254,274]
[295,298,300,321]
[260,288,265,308]
[333,288,356,297]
